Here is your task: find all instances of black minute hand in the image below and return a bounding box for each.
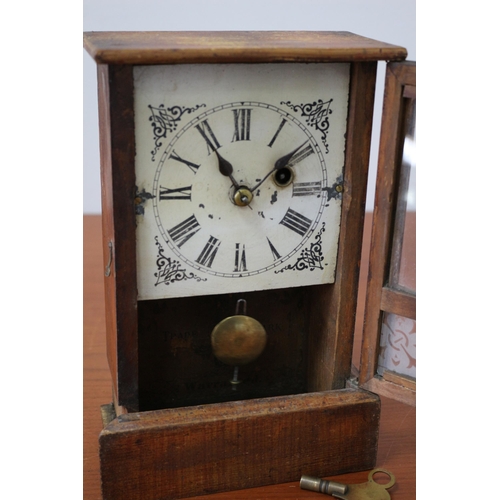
[250,140,308,193]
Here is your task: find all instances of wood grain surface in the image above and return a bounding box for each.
[83,214,416,499]
[83,31,407,65]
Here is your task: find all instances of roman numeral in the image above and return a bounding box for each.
[159,185,192,201]
[292,181,322,197]
[195,120,221,154]
[232,109,251,142]
[169,150,200,173]
[168,215,200,247]
[267,118,287,148]
[196,236,220,268]
[288,143,315,166]
[279,208,312,237]
[234,243,247,272]
[267,237,281,261]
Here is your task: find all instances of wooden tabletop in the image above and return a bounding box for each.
[83,214,416,499]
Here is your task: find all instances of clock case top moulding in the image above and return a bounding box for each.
[84,31,407,500]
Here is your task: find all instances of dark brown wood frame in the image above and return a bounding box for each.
[359,61,416,406]
[85,32,407,499]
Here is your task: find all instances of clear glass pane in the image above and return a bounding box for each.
[377,312,416,379]
[398,200,416,291]
[389,96,416,293]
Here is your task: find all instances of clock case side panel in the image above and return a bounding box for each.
[308,61,378,391]
[97,64,139,411]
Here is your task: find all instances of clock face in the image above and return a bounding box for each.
[134,63,350,300]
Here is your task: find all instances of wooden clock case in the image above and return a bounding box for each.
[83,31,407,500]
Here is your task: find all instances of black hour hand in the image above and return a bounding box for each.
[215,150,240,189]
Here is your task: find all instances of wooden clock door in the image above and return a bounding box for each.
[358,60,416,406]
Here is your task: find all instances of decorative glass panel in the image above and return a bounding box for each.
[377,312,416,379]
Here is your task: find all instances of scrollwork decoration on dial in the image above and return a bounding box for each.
[154,237,207,286]
[281,99,333,153]
[148,103,206,161]
[275,223,326,273]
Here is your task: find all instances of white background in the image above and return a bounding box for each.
[83,0,416,213]
[4,2,500,499]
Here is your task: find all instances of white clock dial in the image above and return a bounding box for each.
[134,64,350,300]
[153,102,327,277]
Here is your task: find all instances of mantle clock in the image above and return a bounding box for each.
[84,31,407,500]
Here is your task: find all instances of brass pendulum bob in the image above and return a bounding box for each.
[211,299,267,386]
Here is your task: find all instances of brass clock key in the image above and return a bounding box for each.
[211,299,267,384]
[300,469,396,499]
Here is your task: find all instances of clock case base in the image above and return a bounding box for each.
[100,389,380,500]
[84,31,408,500]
